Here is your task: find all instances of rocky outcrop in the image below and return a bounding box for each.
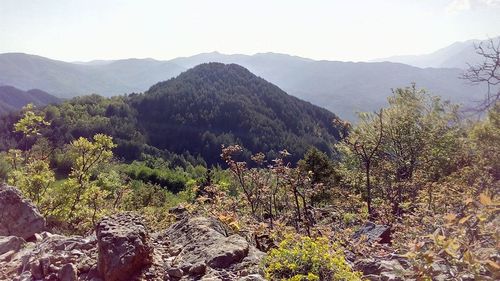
[0,233,98,280]
[96,213,153,281]
[0,236,25,255]
[161,216,265,280]
[354,257,410,281]
[1,184,265,281]
[353,222,391,244]
[0,184,45,239]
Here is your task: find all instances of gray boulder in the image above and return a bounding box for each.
[353,222,391,244]
[0,236,25,255]
[164,216,264,279]
[0,233,97,280]
[96,212,152,281]
[0,184,45,239]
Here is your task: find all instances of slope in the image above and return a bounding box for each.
[373,37,499,69]
[131,63,341,164]
[0,52,485,120]
[0,85,60,115]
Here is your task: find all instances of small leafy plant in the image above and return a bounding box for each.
[262,235,362,281]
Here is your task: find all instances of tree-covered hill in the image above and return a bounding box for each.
[0,85,60,115]
[0,63,342,165]
[131,63,341,164]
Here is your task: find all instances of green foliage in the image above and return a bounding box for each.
[336,84,462,219]
[0,153,10,181]
[33,134,120,232]
[0,64,341,166]
[7,158,55,205]
[469,103,500,180]
[263,235,362,281]
[127,63,341,164]
[13,103,50,137]
[120,161,193,193]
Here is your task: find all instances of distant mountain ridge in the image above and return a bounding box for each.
[372,37,500,69]
[0,39,491,120]
[0,85,60,115]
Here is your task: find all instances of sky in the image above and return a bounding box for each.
[1,0,499,62]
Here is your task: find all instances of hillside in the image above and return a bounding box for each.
[0,85,60,115]
[0,53,184,98]
[0,63,341,165]
[173,53,482,120]
[0,52,484,120]
[373,37,500,69]
[132,63,341,164]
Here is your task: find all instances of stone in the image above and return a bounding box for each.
[162,216,264,279]
[169,205,188,220]
[58,263,78,281]
[189,262,207,276]
[207,235,249,269]
[0,236,25,255]
[238,274,266,281]
[15,271,33,281]
[96,212,152,281]
[30,260,44,279]
[167,267,183,278]
[0,184,45,239]
[353,222,391,244]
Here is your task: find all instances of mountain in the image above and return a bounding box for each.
[0,85,60,115]
[0,63,341,165]
[131,63,341,164]
[0,50,486,120]
[170,53,483,120]
[0,53,184,98]
[373,37,500,69]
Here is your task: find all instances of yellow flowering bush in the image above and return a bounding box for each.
[262,235,362,281]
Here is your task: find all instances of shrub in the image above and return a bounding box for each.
[262,235,362,281]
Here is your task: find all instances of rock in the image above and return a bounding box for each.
[30,260,44,279]
[353,222,391,244]
[58,263,78,281]
[355,257,411,280]
[238,274,266,281]
[207,235,249,269]
[164,216,264,279]
[14,271,33,281]
[189,262,207,276]
[167,267,183,278]
[0,236,25,255]
[1,232,97,281]
[169,205,188,220]
[0,184,45,239]
[96,213,152,281]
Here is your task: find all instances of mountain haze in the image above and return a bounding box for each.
[0,85,60,115]
[0,39,490,120]
[373,37,500,69]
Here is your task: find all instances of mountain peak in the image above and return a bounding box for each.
[134,63,340,164]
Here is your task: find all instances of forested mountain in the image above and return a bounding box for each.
[0,63,341,165]
[173,53,483,120]
[0,85,60,115]
[132,63,341,164]
[0,48,484,120]
[373,37,500,69]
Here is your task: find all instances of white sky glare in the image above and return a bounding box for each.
[0,0,499,62]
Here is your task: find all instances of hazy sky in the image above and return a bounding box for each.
[1,0,499,62]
